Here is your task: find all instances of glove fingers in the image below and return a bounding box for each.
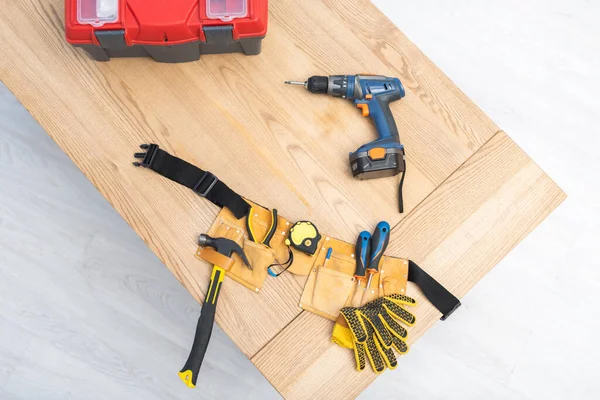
[365,310,393,348]
[386,293,417,307]
[341,307,368,343]
[373,335,398,370]
[380,311,408,340]
[391,335,409,354]
[364,332,386,374]
[383,300,416,326]
[353,342,367,371]
[364,297,384,309]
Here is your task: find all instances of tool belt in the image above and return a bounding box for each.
[134,144,460,320]
[133,143,250,219]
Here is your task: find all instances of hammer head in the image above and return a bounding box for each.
[198,234,251,269]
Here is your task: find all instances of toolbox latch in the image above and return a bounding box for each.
[203,26,235,45]
[95,30,127,49]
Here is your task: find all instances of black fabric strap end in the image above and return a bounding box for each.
[133,143,250,219]
[398,155,406,214]
[407,260,461,321]
[439,301,461,321]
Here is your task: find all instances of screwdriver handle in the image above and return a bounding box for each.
[367,221,391,274]
[354,231,371,281]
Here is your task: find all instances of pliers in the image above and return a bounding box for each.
[246,206,278,247]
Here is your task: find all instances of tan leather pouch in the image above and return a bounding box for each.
[232,201,292,268]
[195,247,236,271]
[207,202,321,278]
[381,257,409,296]
[299,239,410,319]
[200,212,276,292]
[312,267,355,317]
[285,235,326,276]
[359,256,409,304]
[228,239,274,293]
[202,206,409,305]
[299,237,357,320]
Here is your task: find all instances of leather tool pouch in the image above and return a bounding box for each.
[201,206,460,319]
[198,208,275,293]
[200,202,291,292]
[298,237,409,321]
[298,238,356,320]
[200,207,460,321]
[203,206,409,312]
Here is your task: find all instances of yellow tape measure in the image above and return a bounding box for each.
[268,221,322,277]
[285,221,321,255]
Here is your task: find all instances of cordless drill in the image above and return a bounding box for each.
[286,75,407,212]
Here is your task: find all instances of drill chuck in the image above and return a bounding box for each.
[305,76,329,94]
[286,75,353,98]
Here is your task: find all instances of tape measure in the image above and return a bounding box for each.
[268,221,321,278]
[285,221,321,255]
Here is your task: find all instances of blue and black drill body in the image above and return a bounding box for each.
[286,74,407,212]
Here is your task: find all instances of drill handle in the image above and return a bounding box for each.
[371,95,400,142]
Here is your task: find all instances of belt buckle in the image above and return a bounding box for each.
[193,172,219,197]
[133,144,159,168]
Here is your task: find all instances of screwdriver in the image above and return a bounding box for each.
[354,231,371,286]
[323,247,333,268]
[366,221,391,290]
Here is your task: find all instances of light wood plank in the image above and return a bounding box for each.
[252,131,565,399]
[0,0,591,396]
[0,0,502,358]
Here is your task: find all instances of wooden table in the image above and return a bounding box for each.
[0,0,565,398]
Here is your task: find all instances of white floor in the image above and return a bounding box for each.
[1,0,598,399]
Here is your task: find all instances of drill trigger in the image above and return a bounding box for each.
[356,102,370,117]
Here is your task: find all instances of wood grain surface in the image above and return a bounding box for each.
[252,131,565,398]
[0,0,564,398]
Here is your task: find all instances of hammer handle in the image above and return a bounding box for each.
[179,264,225,388]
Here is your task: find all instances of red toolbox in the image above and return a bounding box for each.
[65,0,268,63]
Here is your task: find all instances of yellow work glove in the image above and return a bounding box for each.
[331,294,417,373]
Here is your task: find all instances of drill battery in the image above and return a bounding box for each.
[65,0,268,63]
[350,145,405,180]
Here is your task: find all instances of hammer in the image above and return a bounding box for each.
[179,234,251,388]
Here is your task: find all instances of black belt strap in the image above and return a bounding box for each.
[398,156,406,213]
[408,260,461,321]
[133,144,250,219]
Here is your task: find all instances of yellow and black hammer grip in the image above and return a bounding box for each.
[179,265,226,388]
